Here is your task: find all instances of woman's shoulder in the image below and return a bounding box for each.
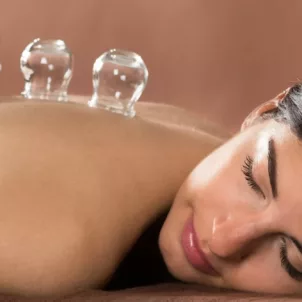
[136,102,231,141]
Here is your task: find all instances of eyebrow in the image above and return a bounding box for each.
[264,137,302,280]
[267,138,277,198]
[288,236,302,254]
[268,137,302,266]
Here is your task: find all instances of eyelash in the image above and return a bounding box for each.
[280,237,302,281]
[241,156,265,198]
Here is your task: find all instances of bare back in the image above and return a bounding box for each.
[0,97,227,296]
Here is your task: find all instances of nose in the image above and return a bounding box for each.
[208,213,273,259]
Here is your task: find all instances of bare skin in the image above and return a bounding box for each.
[0,96,226,296]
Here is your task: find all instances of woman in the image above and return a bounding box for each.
[0,83,300,296]
[160,84,302,295]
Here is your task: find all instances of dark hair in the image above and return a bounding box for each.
[261,83,302,140]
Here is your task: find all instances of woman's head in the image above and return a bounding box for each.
[159,83,302,294]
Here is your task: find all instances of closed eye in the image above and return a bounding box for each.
[241,155,265,199]
[280,237,302,282]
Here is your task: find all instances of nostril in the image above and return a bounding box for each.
[208,240,250,262]
[208,221,260,259]
[238,253,248,261]
[209,213,271,262]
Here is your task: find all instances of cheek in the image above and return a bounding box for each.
[187,132,243,189]
[185,135,264,216]
[184,141,239,210]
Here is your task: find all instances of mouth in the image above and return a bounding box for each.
[181,216,219,276]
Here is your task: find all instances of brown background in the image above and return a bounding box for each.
[1,0,302,132]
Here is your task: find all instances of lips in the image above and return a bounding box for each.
[181,216,219,276]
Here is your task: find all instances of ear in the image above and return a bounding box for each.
[240,87,290,131]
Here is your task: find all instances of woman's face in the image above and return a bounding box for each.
[160,113,302,294]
